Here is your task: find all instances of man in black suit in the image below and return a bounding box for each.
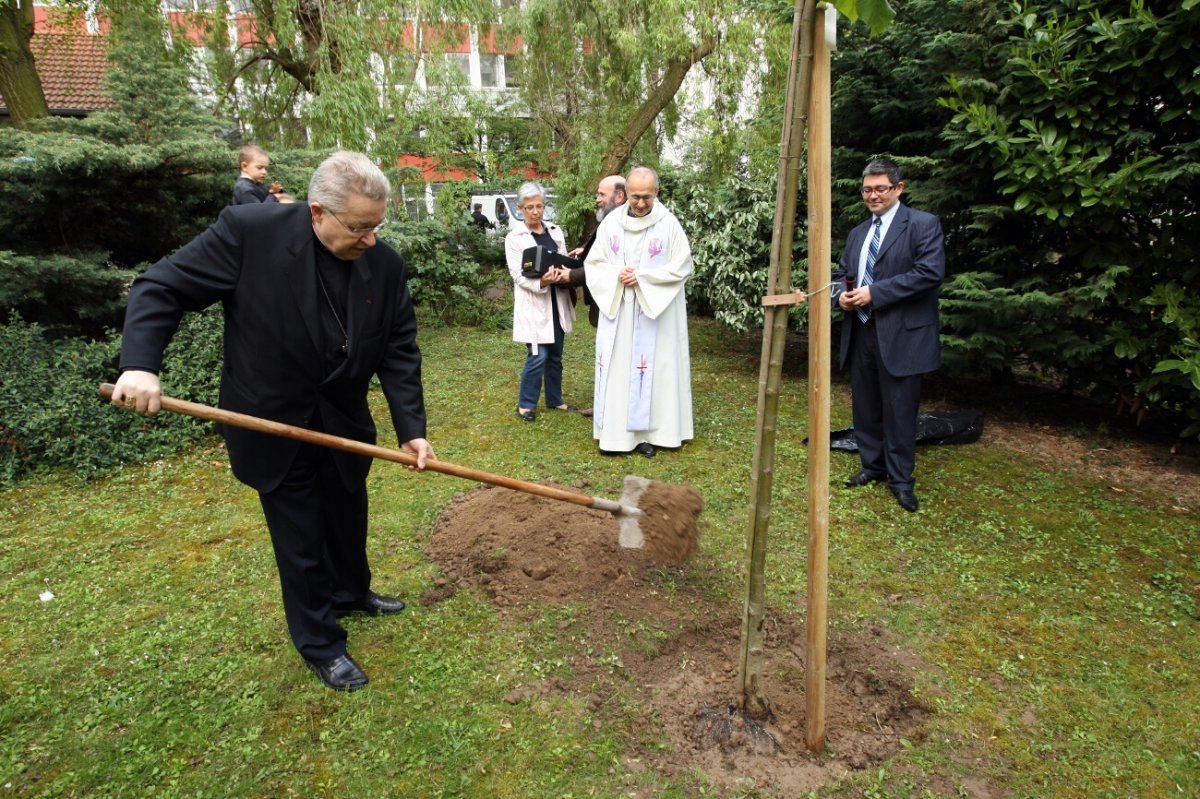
[567,174,627,328]
[112,151,435,691]
[565,175,626,418]
[471,203,494,230]
[832,158,945,512]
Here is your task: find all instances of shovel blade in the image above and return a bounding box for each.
[617,474,651,548]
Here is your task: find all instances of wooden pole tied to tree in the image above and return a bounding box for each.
[804,2,836,754]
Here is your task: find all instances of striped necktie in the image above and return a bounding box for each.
[858,217,881,323]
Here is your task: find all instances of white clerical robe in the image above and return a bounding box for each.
[585,200,694,451]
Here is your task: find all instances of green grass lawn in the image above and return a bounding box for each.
[1,317,1197,798]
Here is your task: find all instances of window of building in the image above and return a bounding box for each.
[447,52,472,83]
[400,184,430,221]
[386,53,418,88]
[502,54,522,88]
[479,53,502,88]
[425,53,472,88]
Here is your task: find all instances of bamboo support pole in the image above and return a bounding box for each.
[737,0,817,716]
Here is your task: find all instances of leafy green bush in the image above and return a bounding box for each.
[0,250,137,339]
[666,169,807,334]
[817,0,1200,438]
[380,217,509,328]
[1144,273,1200,439]
[0,309,223,486]
[937,0,1200,437]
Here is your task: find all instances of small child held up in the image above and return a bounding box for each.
[231,144,289,205]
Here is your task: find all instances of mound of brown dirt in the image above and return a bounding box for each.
[425,483,932,797]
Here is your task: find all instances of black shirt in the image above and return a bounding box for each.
[313,233,352,374]
[531,229,557,253]
[530,229,567,321]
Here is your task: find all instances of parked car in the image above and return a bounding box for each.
[469,190,556,233]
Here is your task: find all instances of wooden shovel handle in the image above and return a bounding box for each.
[99,383,621,513]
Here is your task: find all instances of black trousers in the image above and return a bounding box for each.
[848,317,922,490]
[258,441,371,661]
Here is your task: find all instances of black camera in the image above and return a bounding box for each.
[521,246,581,279]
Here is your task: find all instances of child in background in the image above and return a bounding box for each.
[231,144,285,205]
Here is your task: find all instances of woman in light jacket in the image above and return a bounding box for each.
[504,182,576,421]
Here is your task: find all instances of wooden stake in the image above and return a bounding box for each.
[805,3,834,753]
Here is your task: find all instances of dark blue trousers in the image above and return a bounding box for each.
[848,317,922,490]
[518,293,567,409]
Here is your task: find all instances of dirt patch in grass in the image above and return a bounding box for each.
[924,372,1200,511]
[425,484,935,797]
[977,419,1200,510]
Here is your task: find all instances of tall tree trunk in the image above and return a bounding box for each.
[0,0,50,124]
[592,35,716,184]
[235,0,342,94]
[573,35,715,242]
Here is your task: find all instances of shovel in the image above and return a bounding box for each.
[98,383,664,549]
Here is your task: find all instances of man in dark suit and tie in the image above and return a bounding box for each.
[111,151,435,691]
[832,158,945,512]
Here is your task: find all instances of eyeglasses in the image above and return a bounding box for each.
[328,210,386,236]
[861,184,895,197]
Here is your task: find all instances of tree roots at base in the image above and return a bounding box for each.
[694,703,780,753]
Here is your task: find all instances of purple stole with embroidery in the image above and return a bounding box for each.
[594,223,666,430]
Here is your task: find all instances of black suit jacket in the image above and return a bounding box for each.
[832,203,945,377]
[567,229,600,327]
[120,203,426,493]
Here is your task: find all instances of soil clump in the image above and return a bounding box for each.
[632,479,704,564]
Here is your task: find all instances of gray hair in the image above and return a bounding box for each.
[516,181,547,207]
[863,158,902,186]
[308,151,390,212]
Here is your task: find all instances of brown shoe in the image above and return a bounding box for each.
[580,408,594,418]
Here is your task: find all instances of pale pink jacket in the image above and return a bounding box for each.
[505,223,576,351]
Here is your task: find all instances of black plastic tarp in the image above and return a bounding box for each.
[806,411,984,452]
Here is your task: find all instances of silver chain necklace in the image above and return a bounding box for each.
[315,269,349,354]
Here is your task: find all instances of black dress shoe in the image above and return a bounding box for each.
[633,442,656,458]
[891,487,919,512]
[306,653,369,691]
[517,408,536,422]
[845,470,886,488]
[333,591,406,618]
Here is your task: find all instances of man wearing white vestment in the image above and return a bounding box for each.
[584,166,694,457]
